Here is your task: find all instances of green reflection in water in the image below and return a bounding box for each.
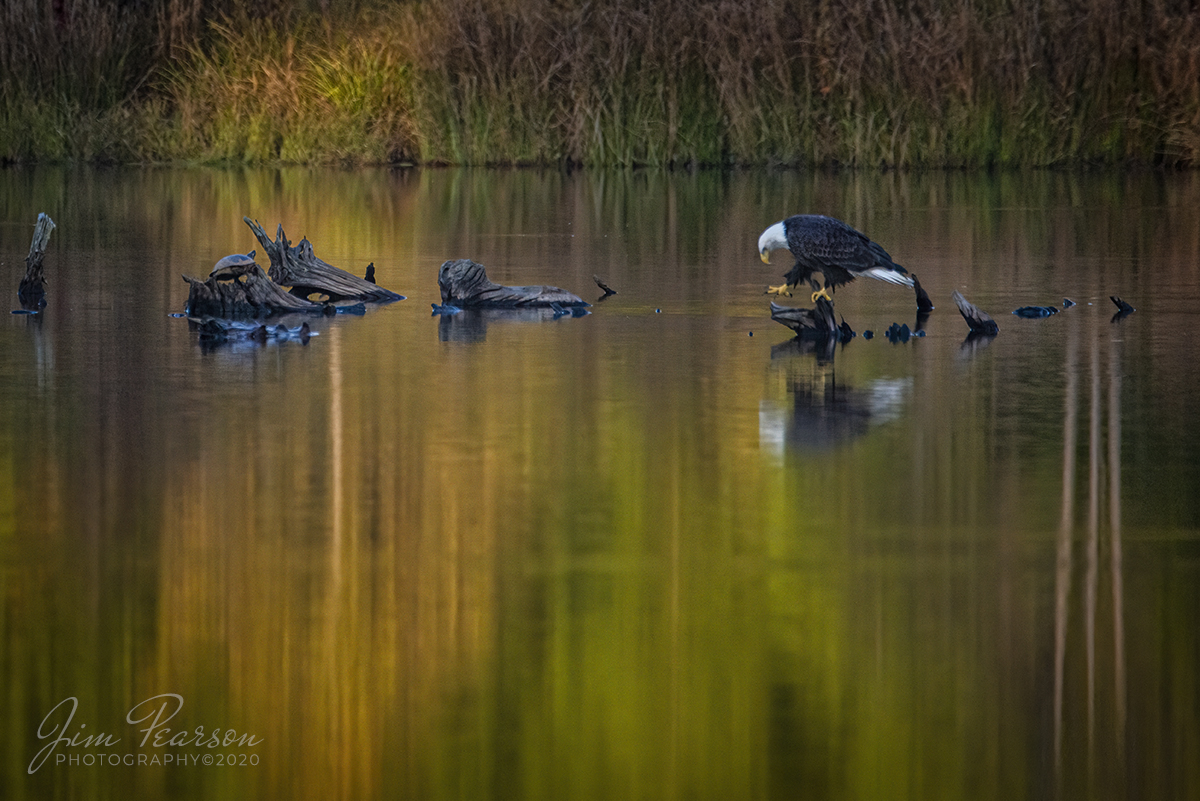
[1,167,1199,800]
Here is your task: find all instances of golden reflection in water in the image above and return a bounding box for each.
[3,167,1200,801]
[1108,338,1126,753]
[1054,309,1128,791]
[1054,321,1077,772]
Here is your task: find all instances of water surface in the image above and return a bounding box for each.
[2,166,1199,800]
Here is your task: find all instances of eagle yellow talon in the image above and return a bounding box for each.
[766,283,793,297]
[811,286,833,303]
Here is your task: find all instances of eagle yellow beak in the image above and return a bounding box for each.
[759,250,771,264]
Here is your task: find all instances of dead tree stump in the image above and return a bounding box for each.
[183,263,320,318]
[243,217,403,303]
[18,212,55,310]
[769,298,840,338]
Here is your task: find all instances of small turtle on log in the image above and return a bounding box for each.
[438,259,589,308]
[183,254,319,319]
[209,251,258,283]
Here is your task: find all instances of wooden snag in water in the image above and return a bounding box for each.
[183,263,320,318]
[951,290,1000,335]
[438,259,589,308]
[1110,296,1135,317]
[593,275,617,297]
[912,273,935,311]
[18,212,55,310]
[243,217,404,303]
[769,297,841,338]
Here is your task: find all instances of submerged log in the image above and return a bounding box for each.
[183,259,320,318]
[1012,305,1059,318]
[243,217,403,303]
[17,212,55,310]
[438,259,589,308]
[194,318,314,346]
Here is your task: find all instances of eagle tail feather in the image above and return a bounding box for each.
[862,267,914,287]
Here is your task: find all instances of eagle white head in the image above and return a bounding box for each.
[758,221,787,264]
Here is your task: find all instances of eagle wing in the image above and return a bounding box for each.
[785,215,882,288]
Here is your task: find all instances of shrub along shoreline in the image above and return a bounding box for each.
[1,0,1198,169]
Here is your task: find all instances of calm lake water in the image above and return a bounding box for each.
[2,166,1198,800]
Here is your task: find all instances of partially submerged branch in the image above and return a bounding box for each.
[912,273,934,311]
[1110,296,1135,319]
[243,217,403,303]
[952,290,999,335]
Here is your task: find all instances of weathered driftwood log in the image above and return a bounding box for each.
[18,212,55,310]
[770,298,838,337]
[183,258,321,318]
[769,298,855,343]
[438,259,588,308]
[243,217,403,303]
[951,290,999,335]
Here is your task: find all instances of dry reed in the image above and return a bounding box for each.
[1,0,1198,167]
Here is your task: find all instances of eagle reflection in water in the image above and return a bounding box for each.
[760,356,911,454]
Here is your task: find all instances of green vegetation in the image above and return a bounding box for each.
[2,0,1198,168]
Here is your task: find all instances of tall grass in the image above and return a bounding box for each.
[164,15,417,163]
[401,0,1200,167]
[1,0,1198,167]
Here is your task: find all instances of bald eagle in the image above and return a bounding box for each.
[758,214,913,302]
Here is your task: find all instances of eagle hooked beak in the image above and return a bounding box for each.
[759,249,771,264]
